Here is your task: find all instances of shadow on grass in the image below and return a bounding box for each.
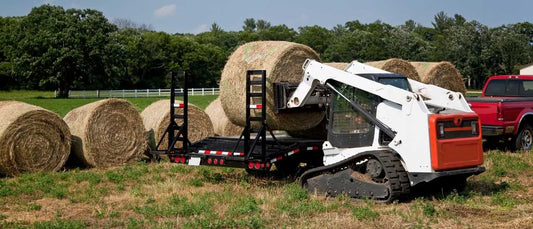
[408,178,510,203]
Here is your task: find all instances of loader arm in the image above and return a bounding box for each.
[288,59,472,113]
[287,59,430,115]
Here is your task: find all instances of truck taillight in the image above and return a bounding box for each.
[497,102,503,121]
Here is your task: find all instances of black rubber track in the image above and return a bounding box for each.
[299,150,410,203]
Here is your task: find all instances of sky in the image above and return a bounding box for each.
[1,0,532,34]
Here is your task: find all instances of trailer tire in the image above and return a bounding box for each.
[514,123,533,151]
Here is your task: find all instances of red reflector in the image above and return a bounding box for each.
[220,159,224,165]
[180,157,186,163]
[214,159,218,164]
[248,162,254,169]
[216,151,222,155]
[266,163,271,168]
[276,156,283,161]
[207,158,212,164]
[313,146,319,150]
[254,162,260,169]
[294,148,300,153]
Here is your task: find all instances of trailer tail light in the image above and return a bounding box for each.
[248,162,254,169]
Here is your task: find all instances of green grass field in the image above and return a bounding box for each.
[0,90,532,228]
[0,90,217,117]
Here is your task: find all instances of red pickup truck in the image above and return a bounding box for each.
[468,75,533,151]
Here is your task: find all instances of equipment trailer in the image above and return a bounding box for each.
[152,60,485,203]
[151,70,324,178]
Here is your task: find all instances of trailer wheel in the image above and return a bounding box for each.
[514,123,533,151]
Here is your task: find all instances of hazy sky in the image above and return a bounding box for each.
[1,0,532,34]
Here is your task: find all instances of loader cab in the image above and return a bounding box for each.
[327,73,410,148]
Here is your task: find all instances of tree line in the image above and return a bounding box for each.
[1,5,532,97]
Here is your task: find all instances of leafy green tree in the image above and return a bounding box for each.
[385,27,431,61]
[195,24,239,55]
[484,26,531,75]
[296,25,334,54]
[0,16,20,90]
[243,18,256,32]
[443,21,489,88]
[258,24,297,41]
[9,5,123,96]
[118,30,170,88]
[256,20,271,32]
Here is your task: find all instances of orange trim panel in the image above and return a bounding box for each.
[429,113,484,170]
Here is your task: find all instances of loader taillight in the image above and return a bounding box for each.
[429,113,483,170]
[471,121,478,135]
[438,123,445,138]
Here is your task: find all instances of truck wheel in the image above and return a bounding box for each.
[515,123,533,151]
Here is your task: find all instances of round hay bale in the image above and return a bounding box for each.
[141,100,214,150]
[366,58,421,81]
[411,61,467,95]
[286,117,327,140]
[325,62,349,70]
[0,101,70,176]
[205,97,243,136]
[64,99,146,168]
[220,41,324,131]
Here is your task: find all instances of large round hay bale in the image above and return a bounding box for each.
[325,62,349,70]
[286,118,327,140]
[205,97,243,136]
[220,41,324,131]
[64,99,146,168]
[366,58,421,81]
[411,61,467,95]
[141,100,214,150]
[0,101,70,176]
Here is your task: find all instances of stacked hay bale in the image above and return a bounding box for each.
[0,101,71,176]
[325,62,349,70]
[205,98,243,136]
[366,58,421,81]
[411,61,466,95]
[286,118,328,140]
[219,41,324,131]
[64,99,146,168]
[141,100,214,150]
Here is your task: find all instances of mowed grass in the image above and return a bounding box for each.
[0,151,531,228]
[0,90,532,228]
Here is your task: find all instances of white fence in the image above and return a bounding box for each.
[63,88,219,98]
